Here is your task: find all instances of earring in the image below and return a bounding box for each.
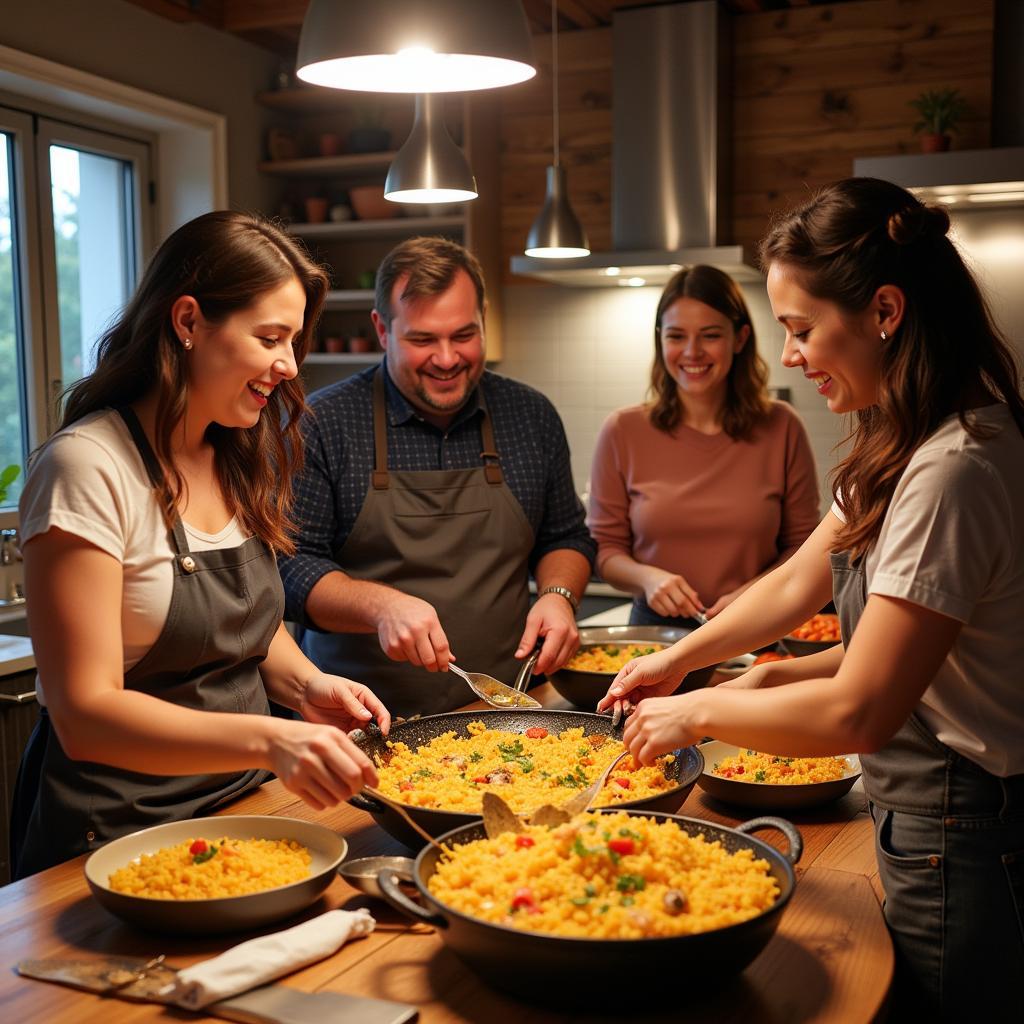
[880,330,888,342]
[182,337,193,350]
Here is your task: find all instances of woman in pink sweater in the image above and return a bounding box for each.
[587,265,819,682]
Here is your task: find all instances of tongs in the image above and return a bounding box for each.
[447,641,543,709]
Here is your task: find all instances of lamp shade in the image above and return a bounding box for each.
[524,165,590,258]
[296,0,536,93]
[385,95,477,203]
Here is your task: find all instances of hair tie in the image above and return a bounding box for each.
[887,204,950,246]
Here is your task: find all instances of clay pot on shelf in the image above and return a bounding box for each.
[318,133,343,158]
[267,128,298,162]
[348,332,373,354]
[304,197,329,224]
[349,185,399,221]
[323,335,345,354]
[919,132,951,153]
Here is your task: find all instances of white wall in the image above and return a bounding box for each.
[498,282,847,507]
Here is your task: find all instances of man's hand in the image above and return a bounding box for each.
[375,591,452,671]
[515,593,579,676]
[640,566,705,619]
[300,672,392,736]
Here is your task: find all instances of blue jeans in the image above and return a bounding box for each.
[869,787,1024,1018]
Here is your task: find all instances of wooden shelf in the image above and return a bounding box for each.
[304,352,382,365]
[287,215,464,240]
[260,152,397,177]
[324,289,375,310]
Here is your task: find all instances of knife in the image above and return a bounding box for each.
[18,956,418,1024]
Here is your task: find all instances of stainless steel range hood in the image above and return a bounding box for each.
[510,1,760,287]
[854,147,1024,209]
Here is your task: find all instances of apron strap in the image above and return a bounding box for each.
[371,367,505,487]
[116,407,190,554]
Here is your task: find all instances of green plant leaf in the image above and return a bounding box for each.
[0,464,19,488]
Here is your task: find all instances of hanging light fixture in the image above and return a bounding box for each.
[385,94,478,204]
[524,0,590,258]
[296,0,536,93]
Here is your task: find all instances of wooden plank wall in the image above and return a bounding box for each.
[498,0,993,284]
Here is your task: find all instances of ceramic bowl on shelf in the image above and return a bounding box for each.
[349,185,400,221]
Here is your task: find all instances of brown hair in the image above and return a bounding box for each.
[60,210,329,556]
[759,177,1024,560]
[373,235,486,330]
[649,265,771,440]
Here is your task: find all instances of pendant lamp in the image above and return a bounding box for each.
[524,0,590,258]
[385,94,478,203]
[296,0,536,93]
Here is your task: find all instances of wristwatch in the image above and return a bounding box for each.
[539,585,579,614]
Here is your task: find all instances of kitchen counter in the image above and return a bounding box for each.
[0,634,34,676]
[0,683,892,1023]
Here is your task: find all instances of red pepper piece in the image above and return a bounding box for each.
[510,887,537,911]
[473,776,488,784]
[613,777,631,789]
[525,727,548,739]
[399,780,415,792]
[735,766,745,774]
[189,839,208,856]
[608,837,635,856]
[515,835,535,848]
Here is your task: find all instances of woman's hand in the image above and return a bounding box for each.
[622,694,704,765]
[300,672,392,737]
[640,567,705,619]
[596,647,686,713]
[267,719,380,811]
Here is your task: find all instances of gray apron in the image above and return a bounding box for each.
[302,369,534,718]
[830,549,1024,1013]
[12,407,280,878]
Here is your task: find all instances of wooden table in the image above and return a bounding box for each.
[0,684,893,1022]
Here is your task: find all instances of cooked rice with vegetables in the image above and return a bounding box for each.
[374,722,676,812]
[565,643,666,673]
[428,810,779,938]
[711,749,849,785]
[108,837,311,899]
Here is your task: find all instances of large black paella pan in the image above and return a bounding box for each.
[349,709,703,848]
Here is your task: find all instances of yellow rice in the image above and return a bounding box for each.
[428,810,779,939]
[375,722,676,813]
[108,837,311,899]
[565,643,666,673]
[711,749,849,785]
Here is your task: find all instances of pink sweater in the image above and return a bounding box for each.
[587,401,820,606]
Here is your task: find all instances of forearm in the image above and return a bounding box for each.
[49,688,281,775]
[259,623,318,710]
[304,570,398,633]
[686,675,870,755]
[597,552,653,597]
[535,548,591,602]
[754,643,845,687]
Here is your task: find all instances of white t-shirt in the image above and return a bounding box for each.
[832,403,1024,776]
[20,409,251,679]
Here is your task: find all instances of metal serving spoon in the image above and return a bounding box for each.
[447,663,541,709]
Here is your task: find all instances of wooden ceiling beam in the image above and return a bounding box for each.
[125,0,224,27]
[223,0,307,32]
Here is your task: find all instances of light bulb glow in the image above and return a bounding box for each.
[524,246,591,259]
[384,187,477,204]
[297,53,536,93]
[604,266,621,276]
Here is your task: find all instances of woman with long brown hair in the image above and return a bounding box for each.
[587,265,818,683]
[12,211,390,878]
[599,179,1024,1014]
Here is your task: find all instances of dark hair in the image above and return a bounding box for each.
[60,210,329,555]
[374,235,486,330]
[759,176,1024,559]
[648,265,771,439]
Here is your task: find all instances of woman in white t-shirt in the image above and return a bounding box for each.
[598,178,1024,1015]
[12,211,391,878]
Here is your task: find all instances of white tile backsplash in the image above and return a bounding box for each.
[498,282,846,506]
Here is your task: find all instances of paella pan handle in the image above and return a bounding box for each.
[349,792,387,813]
[734,816,804,865]
[379,869,449,929]
[512,639,544,693]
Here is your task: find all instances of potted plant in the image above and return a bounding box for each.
[0,464,20,506]
[909,88,968,153]
[347,102,391,154]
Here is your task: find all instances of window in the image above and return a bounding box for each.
[0,106,151,511]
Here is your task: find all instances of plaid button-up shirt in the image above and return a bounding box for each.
[279,362,595,624]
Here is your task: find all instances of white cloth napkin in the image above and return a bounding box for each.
[162,908,375,1010]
